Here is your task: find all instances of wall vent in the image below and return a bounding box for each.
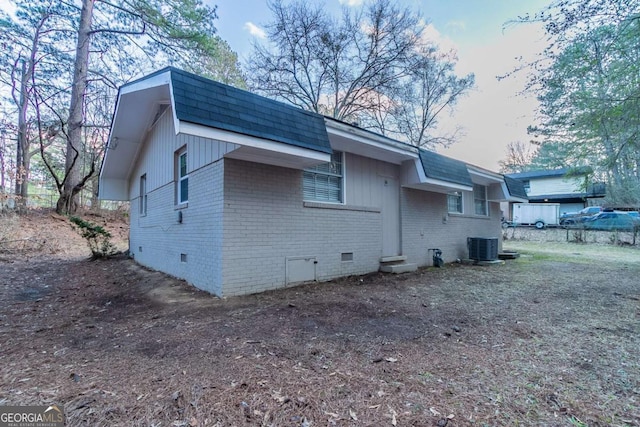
[180,253,187,263]
[341,252,354,262]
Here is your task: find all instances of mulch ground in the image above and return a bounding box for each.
[1,243,639,426]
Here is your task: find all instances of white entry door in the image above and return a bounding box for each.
[381,176,400,256]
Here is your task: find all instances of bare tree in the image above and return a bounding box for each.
[249,0,475,148]
[248,0,422,122]
[54,0,238,214]
[376,46,475,148]
[0,1,73,202]
[498,141,538,173]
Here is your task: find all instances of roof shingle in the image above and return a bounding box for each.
[167,67,332,154]
[503,176,528,200]
[418,149,472,187]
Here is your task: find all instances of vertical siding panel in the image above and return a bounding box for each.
[214,141,221,159]
[199,136,206,170]
[205,137,212,164]
[341,153,400,208]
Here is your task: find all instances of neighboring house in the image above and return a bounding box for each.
[99,67,526,297]
[505,167,606,218]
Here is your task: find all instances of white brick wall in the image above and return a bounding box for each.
[129,144,503,297]
[401,187,503,266]
[130,160,224,295]
[221,158,382,296]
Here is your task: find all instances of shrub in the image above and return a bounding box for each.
[69,216,118,259]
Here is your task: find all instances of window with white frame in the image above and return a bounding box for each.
[303,151,343,203]
[139,174,147,215]
[447,191,463,214]
[473,184,487,216]
[176,147,188,204]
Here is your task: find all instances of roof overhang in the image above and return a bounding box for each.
[467,168,524,202]
[179,122,330,169]
[499,181,528,203]
[99,69,331,200]
[468,167,503,185]
[527,193,593,203]
[99,70,174,200]
[325,119,417,165]
[403,158,473,193]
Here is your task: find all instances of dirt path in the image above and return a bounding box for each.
[1,244,639,426]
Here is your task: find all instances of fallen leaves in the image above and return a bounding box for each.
[349,409,358,421]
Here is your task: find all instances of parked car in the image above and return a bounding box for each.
[577,211,640,231]
[560,206,603,226]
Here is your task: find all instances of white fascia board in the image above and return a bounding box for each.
[415,158,428,182]
[410,158,472,192]
[119,70,172,96]
[168,77,181,137]
[497,181,528,202]
[325,120,418,159]
[506,196,529,203]
[105,70,173,173]
[421,177,473,192]
[468,167,503,184]
[178,121,331,163]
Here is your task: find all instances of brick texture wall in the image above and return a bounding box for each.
[221,158,382,296]
[401,187,503,266]
[130,160,224,295]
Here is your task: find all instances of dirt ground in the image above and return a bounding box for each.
[1,212,639,426]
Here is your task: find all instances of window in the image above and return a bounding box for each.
[139,174,147,216]
[303,151,343,203]
[176,148,188,204]
[522,180,530,194]
[447,191,463,214]
[473,184,487,216]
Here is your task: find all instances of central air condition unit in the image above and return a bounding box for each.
[468,237,498,261]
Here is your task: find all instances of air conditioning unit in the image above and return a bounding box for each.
[468,237,498,261]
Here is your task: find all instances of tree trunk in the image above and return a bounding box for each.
[15,59,29,202]
[15,13,48,204]
[57,0,94,215]
[0,135,6,193]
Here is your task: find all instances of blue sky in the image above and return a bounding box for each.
[0,0,553,170]
[212,0,553,170]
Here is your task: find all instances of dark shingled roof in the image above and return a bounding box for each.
[136,67,332,154]
[507,166,592,180]
[419,149,472,187]
[504,176,528,200]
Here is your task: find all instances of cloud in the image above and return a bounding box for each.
[446,20,466,33]
[0,0,16,17]
[420,22,460,56]
[435,23,548,169]
[244,22,266,39]
[339,0,365,6]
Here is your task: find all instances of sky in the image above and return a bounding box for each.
[211,0,553,171]
[0,0,552,171]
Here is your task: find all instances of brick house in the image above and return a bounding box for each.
[99,68,526,297]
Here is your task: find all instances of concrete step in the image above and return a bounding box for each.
[461,259,506,266]
[380,255,407,264]
[379,262,418,274]
[498,251,520,260]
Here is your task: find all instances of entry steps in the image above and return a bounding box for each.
[379,255,418,274]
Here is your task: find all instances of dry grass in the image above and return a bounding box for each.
[0,209,128,259]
